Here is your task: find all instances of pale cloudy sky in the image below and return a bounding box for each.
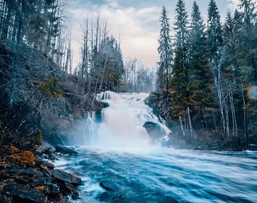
[66,0,240,68]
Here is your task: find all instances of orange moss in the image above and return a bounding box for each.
[10,151,35,168]
[9,145,20,154]
[35,186,45,192]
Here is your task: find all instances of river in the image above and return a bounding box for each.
[56,92,257,203]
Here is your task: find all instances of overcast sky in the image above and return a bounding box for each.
[66,0,240,68]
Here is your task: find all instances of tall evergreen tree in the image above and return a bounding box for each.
[207,0,227,135]
[170,0,190,116]
[238,0,257,82]
[189,1,213,127]
[157,6,173,92]
[207,0,223,57]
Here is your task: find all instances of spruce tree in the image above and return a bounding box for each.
[157,6,173,92]
[189,1,213,125]
[207,0,227,135]
[170,0,190,116]
[207,0,222,58]
[239,0,257,143]
[238,0,257,82]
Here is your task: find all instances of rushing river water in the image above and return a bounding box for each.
[56,92,257,203]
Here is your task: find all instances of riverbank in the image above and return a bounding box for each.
[0,142,82,203]
[146,92,257,152]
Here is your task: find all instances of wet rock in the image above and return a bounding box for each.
[99,101,110,108]
[98,192,125,203]
[143,121,166,140]
[112,194,125,202]
[49,183,60,194]
[3,182,46,203]
[247,144,257,151]
[100,180,119,192]
[41,160,55,169]
[21,167,37,175]
[15,177,29,185]
[52,169,82,185]
[36,142,55,155]
[98,192,111,201]
[55,144,78,155]
[0,193,13,203]
[59,182,79,200]
[49,153,58,161]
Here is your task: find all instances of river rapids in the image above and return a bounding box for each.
[56,92,257,203]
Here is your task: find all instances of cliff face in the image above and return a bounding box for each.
[0,42,100,150]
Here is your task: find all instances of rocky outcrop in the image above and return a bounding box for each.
[99,101,110,108]
[52,169,82,185]
[3,182,46,203]
[143,121,166,140]
[0,143,82,203]
[55,144,78,155]
[36,142,55,155]
[100,180,119,192]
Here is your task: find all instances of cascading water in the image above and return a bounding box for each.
[93,91,170,150]
[56,92,257,203]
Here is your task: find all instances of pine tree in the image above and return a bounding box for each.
[189,1,213,127]
[170,0,190,116]
[157,6,173,92]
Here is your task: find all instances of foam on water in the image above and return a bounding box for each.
[54,92,257,203]
[92,91,170,151]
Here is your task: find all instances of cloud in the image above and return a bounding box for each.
[67,1,161,68]
[227,0,240,10]
[106,0,119,8]
[67,0,228,69]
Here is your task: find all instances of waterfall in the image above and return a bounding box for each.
[91,91,171,149]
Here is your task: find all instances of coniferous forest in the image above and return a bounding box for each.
[0,0,257,202]
[150,0,257,150]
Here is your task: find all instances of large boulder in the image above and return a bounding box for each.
[20,167,37,176]
[52,169,82,185]
[99,101,110,108]
[36,142,55,155]
[55,144,78,155]
[99,180,119,192]
[143,121,166,140]
[3,182,46,203]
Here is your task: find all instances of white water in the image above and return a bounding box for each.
[92,91,170,151]
[55,92,257,203]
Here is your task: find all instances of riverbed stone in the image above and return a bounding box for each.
[52,169,82,185]
[100,180,119,192]
[143,121,166,140]
[55,144,78,155]
[3,182,46,203]
[36,142,55,155]
[20,167,37,175]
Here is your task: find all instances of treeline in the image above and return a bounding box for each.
[0,0,67,61]
[74,16,124,93]
[0,1,123,149]
[124,59,155,93]
[157,0,257,145]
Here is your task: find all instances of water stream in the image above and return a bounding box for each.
[56,92,257,203]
